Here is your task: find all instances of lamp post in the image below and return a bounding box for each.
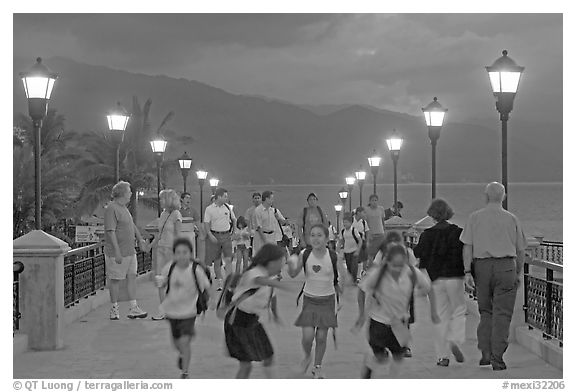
[196,168,208,219]
[368,150,381,197]
[334,204,343,233]
[355,167,367,207]
[422,97,448,199]
[486,50,524,210]
[209,178,220,195]
[345,176,356,212]
[20,57,58,230]
[106,102,130,183]
[338,188,349,213]
[386,129,403,211]
[178,151,193,193]
[150,136,167,217]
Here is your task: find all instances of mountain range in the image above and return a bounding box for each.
[13,56,562,186]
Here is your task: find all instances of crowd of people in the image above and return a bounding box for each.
[102,181,527,379]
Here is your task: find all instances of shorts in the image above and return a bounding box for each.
[367,233,386,259]
[168,317,196,339]
[368,319,404,360]
[205,232,233,264]
[105,254,137,280]
[155,246,173,273]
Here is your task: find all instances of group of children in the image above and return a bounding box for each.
[154,212,434,379]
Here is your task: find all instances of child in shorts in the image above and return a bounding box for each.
[156,237,212,379]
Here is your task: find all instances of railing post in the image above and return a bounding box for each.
[523,261,530,324]
[13,230,71,350]
[545,267,554,340]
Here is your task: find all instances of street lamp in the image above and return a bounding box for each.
[486,50,524,210]
[20,57,58,230]
[355,167,367,207]
[334,204,343,233]
[422,97,448,199]
[367,150,382,197]
[345,176,356,212]
[178,151,193,193]
[338,188,349,212]
[150,135,167,217]
[196,168,208,219]
[209,178,220,195]
[386,129,403,212]
[106,102,130,183]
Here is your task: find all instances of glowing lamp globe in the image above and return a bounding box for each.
[178,151,193,170]
[386,129,404,152]
[368,150,382,168]
[196,169,208,180]
[20,57,58,120]
[355,168,367,181]
[107,102,130,133]
[334,204,343,213]
[150,137,167,154]
[422,97,448,127]
[345,176,356,186]
[209,178,220,188]
[338,188,348,200]
[486,50,524,95]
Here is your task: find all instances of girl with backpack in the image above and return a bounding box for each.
[355,243,431,378]
[338,212,363,285]
[155,238,211,379]
[288,224,341,379]
[223,243,287,378]
[413,199,466,367]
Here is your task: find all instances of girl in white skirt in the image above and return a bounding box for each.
[288,224,341,379]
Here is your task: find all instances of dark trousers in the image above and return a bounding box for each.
[344,252,358,281]
[473,257,518,362]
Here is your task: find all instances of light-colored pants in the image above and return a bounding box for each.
[432,277,466,359]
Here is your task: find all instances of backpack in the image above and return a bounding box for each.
[371,263,417,312]
[223,203,234,233]
[341,227,360,245]
[296,248,339,306]
[302,206,326,231]
[166,261,210,315]
[275,208,290,246]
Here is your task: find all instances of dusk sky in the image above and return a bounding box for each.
[14,14,562,123]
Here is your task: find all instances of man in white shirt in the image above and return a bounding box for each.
[253,191,288,255]
[204,188,236,290]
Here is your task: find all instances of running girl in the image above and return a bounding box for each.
[355,243,431,378]
[224,243,287,378]
[156,238,211,379]
[288,223,341,379]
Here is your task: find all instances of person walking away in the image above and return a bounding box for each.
[245,192,262,259]
[180,192,200,258]
[460,182,526,371]
[355,244,431,378]
[204,188,236,291]
[297,193,328,249]
[365,195,387,268]
[354,207,370,277]
[384,201,404,221]
[224,244,288,378]
[253,191,287,255]
[156,238,211,378]
[327,221,337,251]
[232,216,252,274]
[288,224,341,379]
[413,199,466,367]
[339,213,363,285]
[151,190,183,320]
[104,181,149,320]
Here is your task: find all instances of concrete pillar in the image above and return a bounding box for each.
[13,230,71,350]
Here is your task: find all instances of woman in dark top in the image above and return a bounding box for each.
[413,199,466,367]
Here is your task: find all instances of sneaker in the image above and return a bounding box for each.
[479,352,491,366]
[181,372,189,379]
[450,343,465,363]
[216,287,223,292]
[152,313,166,321]
[492,362,507,371]
[110,306,120,320]
[403,347,412,358]
[312,365,325,379]
[361,366,372,379]
[127,305,148,319]
[436,358,450,367]
[299,355,312,375]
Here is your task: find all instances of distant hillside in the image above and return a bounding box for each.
[13,56,563,186]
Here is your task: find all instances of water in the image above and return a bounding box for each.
[137,183,563,241]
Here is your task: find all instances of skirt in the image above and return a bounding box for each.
[224,308,274,362]
[294,294,338,328]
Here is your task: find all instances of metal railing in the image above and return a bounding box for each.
[13,261,25,334]
[64,243,153,308]
[523,250,563,346]
[534,241,563,265]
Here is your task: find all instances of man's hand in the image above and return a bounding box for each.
[114,250,123,264]
[515,271,523,288]
[464,273,475,292]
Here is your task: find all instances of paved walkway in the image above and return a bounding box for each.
[13,270,562,379]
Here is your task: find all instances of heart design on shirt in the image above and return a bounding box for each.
[312,265,321,273]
